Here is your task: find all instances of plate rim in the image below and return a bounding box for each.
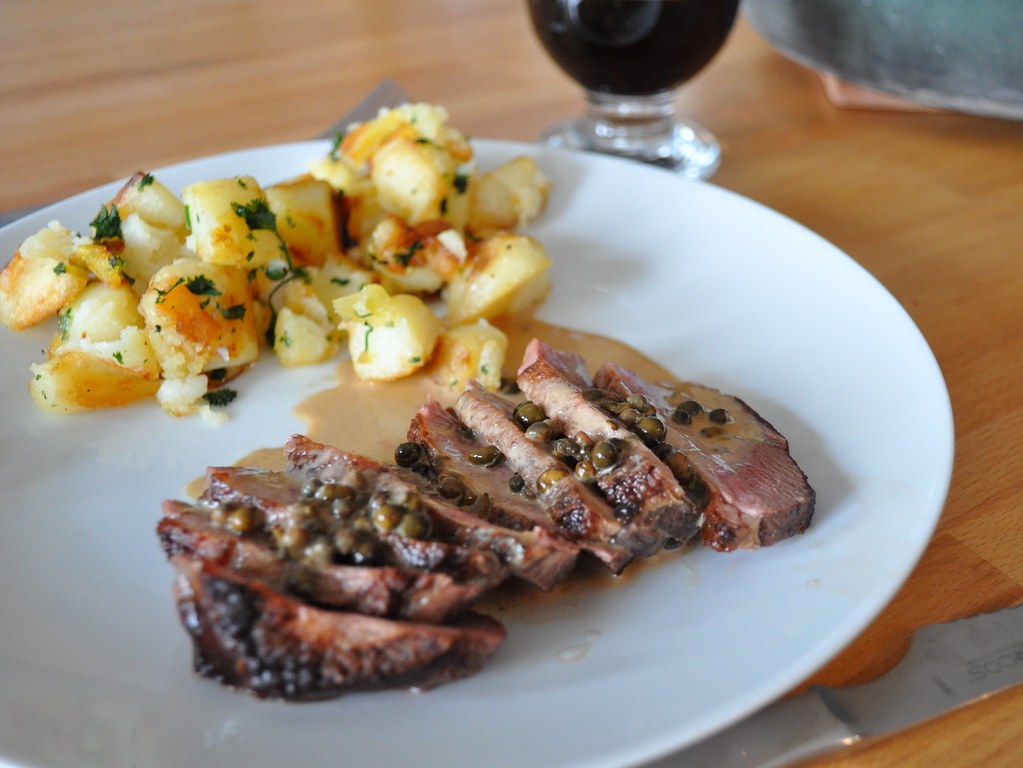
[0,137,954,768]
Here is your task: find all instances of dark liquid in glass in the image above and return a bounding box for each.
[528,0,740,96]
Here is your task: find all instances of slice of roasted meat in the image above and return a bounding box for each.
[158,502,488,623]
[593,361,816,550]
[285,435,579,590]
[199,465,507,588]
[171,556,506,700]
[157,338,816,701]
[454,382,638,573]
[517,339,703,547]
[407,397,576,538]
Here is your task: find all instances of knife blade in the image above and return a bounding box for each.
[649,602,1023,768]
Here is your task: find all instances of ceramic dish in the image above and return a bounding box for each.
[0,140,953,768]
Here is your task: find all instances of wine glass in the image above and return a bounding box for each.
[526,0,740,179]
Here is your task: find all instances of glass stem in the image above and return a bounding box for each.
[583,90,678,159]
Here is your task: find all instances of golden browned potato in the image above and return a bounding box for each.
[139,258,261,414]
[29,351,161,414]
[67,242,131,288]
[271,279,339,367]
[105,172,193,286]
[468,156,551,235]
[49,282,147,351]
[428,319,507,391]
[444,233,551,325]
[307,255,378,324]
[365,216,467,295]
[119,212,193,288]
[182,176,284,268]
[333,284,441,381]
[307,152,365,195]
[2,102,556,419]
[0,222,90,330]
[266,176,343,267]
[390,103,473,163]
[339,109,418,168]
[370,136,458,227]
[113,171,188,231]
[30,280,163,413]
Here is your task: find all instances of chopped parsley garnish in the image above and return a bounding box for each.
[185,275,221,297]
[203,388,238,407]
[220,303,246,320]
[112,351,124,364]
[57,307,72,341]
[330,277,350,287]
[232,198,277,232]
[264,264,289,281]
[394,240,423,267]
[53,262,67,275]
[90,204,122,241]
[153,277,185,304]
[453,173,469,194]
[329,129,346,161]
[228,197,308,345]
[137,173,155,190]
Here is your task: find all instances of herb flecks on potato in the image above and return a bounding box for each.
[0,103,553,418]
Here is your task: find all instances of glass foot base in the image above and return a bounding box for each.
[538,116,721,180]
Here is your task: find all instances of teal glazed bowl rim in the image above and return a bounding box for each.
[744,0,1023,120]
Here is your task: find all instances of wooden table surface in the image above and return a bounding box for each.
[3,1,1022,766]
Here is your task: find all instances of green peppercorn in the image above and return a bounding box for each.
[671,406,692,425]
[372,503,403,532]
[525,420,554,443]
[436,474,467,502]
[664,450,695,485]
[676,399,703,417]
[636,416,666,442]
[536,467,568,494]
[468,444,502,468]
[618,406,641,426]
[590,440,619,471]
[394,441,423,468]
[226,507,255,535]
[467,493,492,518]
[396,511,432,539]
[574,459,597,484]
[279,524,308,552]
[513,401,546,429]
[625,393,649,411]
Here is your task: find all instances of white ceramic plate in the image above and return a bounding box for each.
[0,140,952,768]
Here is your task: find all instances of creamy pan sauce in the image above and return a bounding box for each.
[201,318,688,607]
[295,316,675,464]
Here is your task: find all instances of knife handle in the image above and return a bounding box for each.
[649,687,860,768]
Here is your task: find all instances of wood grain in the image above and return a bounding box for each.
[2,1,1023,765]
